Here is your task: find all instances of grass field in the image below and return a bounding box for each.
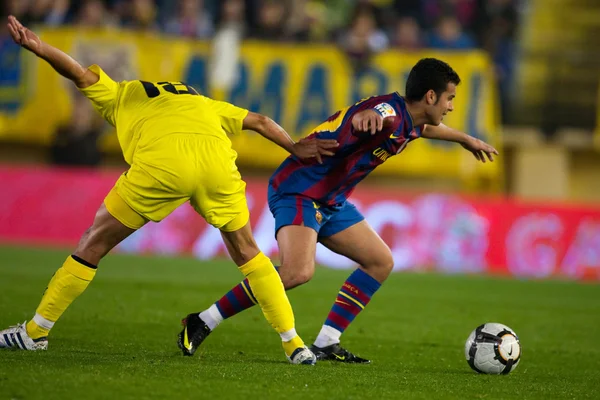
[0,245,599,400]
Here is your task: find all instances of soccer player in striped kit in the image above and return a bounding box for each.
[181,58,498,363]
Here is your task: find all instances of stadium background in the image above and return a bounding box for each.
[1,2,600,399]
[1,0,599,280]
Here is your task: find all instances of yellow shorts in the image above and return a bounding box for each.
[104,134,249,232]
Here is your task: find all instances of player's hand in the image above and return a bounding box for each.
[461,136,499,163]
[292,138,339,164]
[352,110,383,135]
[7,16,43,55]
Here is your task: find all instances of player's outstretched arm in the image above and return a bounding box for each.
[242,112,338,164]
[422,123,499,163]
[7,15,98,88]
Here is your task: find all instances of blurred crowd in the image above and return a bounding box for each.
[1,0,520,166]
[3,0,520,63]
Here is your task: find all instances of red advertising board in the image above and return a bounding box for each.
[1,166,599,280]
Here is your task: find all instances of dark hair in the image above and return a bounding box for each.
[405,58,461,102]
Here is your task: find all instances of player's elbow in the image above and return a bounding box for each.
[256,114,271,132]
[74,68,100,89]
[242,112,270,133]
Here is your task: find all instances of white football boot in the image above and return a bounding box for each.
[0,321,48,350]
[287,346,317,365]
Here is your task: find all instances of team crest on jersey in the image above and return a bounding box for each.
[315,210,323,225]
[374,103,396,118]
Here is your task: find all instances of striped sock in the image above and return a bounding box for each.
[215,277,258,319]
[314,269,381,348]
[200,267,280,330]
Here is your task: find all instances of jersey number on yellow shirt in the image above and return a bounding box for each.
[140,81,199,98]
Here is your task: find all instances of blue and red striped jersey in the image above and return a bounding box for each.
[270,93,424,205]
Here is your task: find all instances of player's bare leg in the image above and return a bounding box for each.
[310,220,394,363]
[178,221,316,364]
[0,199,141,351]
[186,226,320,356]
[193,225,317,327]
[275,225,319,289]
[188,220,388,364]
[72,203,138,265]
[219,223,316,365]
[319,220,394,284]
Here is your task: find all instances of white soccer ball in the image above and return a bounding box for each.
[464,323,521,375]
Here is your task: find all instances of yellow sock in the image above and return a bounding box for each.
[26,255,97,340]
[281,334,305,358]
[25,320,49,340]
[238,252,304,356]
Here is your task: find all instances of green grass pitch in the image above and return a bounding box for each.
[0,245,599,399]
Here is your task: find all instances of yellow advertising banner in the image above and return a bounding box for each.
[0,28,501,180]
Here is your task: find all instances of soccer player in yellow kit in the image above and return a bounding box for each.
[0,16,338,364]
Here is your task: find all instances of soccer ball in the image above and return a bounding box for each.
[464,323,521,375]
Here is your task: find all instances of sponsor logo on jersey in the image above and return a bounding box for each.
[373,147,392,162]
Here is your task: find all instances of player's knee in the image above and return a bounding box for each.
[280,261,315,289]
[380,253,395,276]
[290,268,314,288]
[364,251,394,281]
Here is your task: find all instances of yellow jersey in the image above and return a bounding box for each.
[78,65,248,164]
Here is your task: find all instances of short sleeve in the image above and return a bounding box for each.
[205,98,249,135]
[77,64,123,126]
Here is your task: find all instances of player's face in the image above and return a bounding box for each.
[426,83,457,125]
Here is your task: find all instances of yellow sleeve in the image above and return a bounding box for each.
[205,97,249,136]
[77,65,124,127]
